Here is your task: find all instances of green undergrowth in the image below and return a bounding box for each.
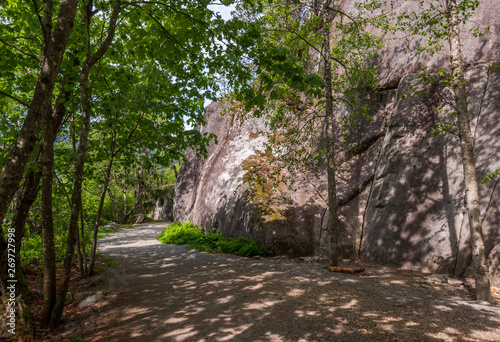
[97,224,133,240]
[103,255,119,268]
[157,221,265,257]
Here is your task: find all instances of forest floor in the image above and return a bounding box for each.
[35,222,500,342]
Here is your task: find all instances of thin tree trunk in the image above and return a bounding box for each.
[124,190,143,223]
[49,64,92,328]
[123,190,128,222]
[9,59,77,298]
[76,196,88,277]
[0,0,79,295]
[40,110,57,328]
[10,171,40,300]
[172,162,178,179]
[88,130,116,275]
[446,0,493,303]
[75,217,85,277]
[108,187,122,223]
[322,0,339,267]
[134,145,147,223]
[49,0,121,326]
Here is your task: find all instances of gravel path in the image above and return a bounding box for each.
[77,222,500,342]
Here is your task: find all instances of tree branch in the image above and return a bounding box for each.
[0,90,30,108]
[30,0,45,44]
[0,39,43,62]
[125,4,187,52]
[122,1,250,60]
[113,115,144,156]
[326,6,359,25]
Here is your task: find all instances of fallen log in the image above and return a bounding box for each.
[329,266,366,273]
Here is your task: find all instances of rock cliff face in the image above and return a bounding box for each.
[174,102,326,256]
[174,1,500,284]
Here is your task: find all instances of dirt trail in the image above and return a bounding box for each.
[74,222,500,342]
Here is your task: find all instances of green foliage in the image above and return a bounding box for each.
[232,0,384,190]
[1,0,262,276]
[158,221,266,257]
[103,257,118,268]
[69,337,83,342]
[19,234,44,267]
[19,232,80,267]
[481,171,500,184]
[158,221,205,245]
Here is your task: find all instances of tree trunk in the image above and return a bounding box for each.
[135,176,146,223]
[172,162,178,179]
[108,188,122,223]
[76,196,89,277]
[49,63,92,327]
[9,171,40,300]
[40,110,57,328]
[322,0,339,267]
[49,1,121,326]
[135,145,147,224]
[446,0,493,303]
[123,189,128,222]
[9,58,77,299]
[0,0,79,295]
[88,130,116,276]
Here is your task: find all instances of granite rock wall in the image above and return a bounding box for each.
[174,0,500,284]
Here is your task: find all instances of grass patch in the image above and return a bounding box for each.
[103,256,119,268]
[97,223,133,240]
[69,337,83,342]
[157,221,265,257]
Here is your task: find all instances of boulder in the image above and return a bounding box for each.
[78,293,105,308]
[151,196,174,221]
[425,274,447,284]
[447,278,465,287]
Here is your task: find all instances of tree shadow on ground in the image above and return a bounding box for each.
[76,225,500,342]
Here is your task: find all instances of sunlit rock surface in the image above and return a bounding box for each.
[174,102,325,256]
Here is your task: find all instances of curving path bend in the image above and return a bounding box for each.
[77,222,500,342]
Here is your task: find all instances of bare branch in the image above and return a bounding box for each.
[305,171,328,206]
[326,6,359,25]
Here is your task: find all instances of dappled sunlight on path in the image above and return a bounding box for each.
[79,222,500,342]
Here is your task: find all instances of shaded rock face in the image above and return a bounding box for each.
[341,0,500,88]
[151,195,174,221]
[175,1,500,284]
[362,65,500,282]
[175,63,500,285]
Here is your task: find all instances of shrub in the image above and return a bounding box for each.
[157,221,265,257]
[20,229,93,268]
[157,221,204,245]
